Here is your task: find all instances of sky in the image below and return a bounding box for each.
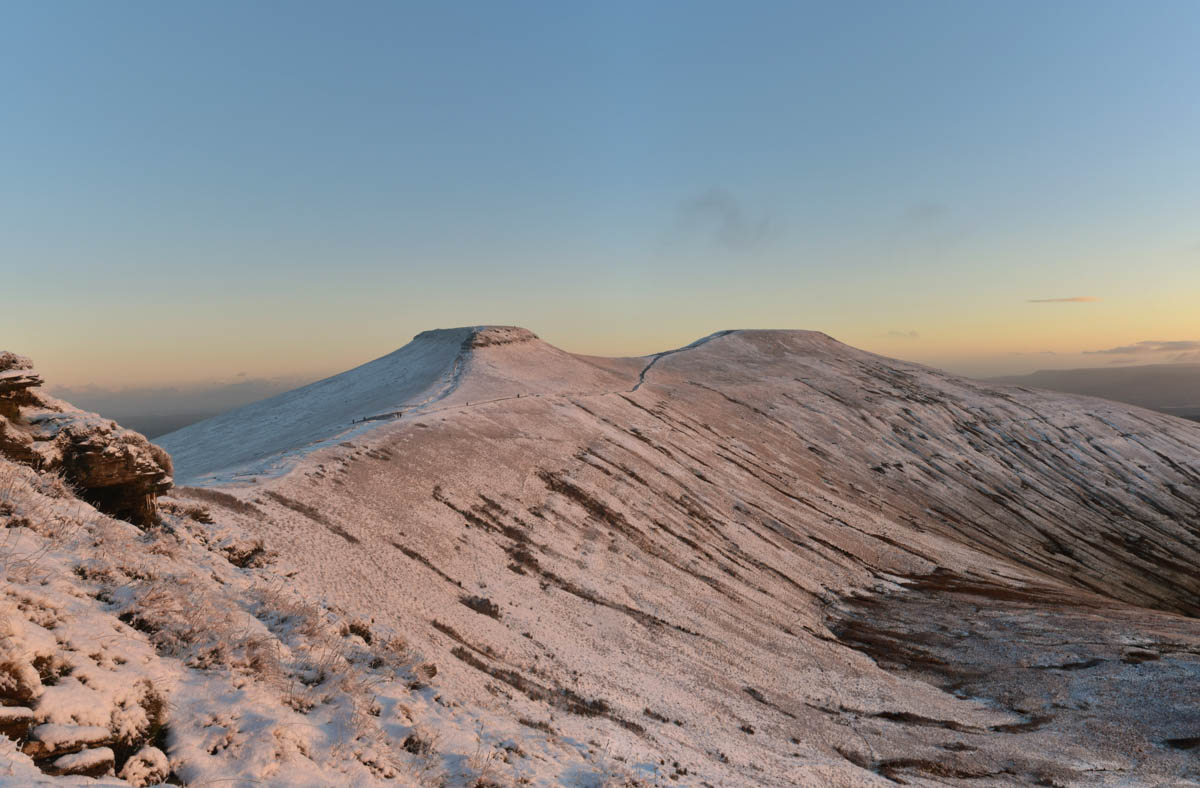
[3,0,1199,391]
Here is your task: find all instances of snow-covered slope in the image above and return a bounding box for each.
[155,327,1200,786]
[157,326,642,485]
[7,327,1200,786]
[156,327,476,484]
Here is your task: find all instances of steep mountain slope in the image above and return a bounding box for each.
[159,327,1200,786]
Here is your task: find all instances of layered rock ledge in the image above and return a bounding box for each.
[0,352,171,525]
[461,325,539,348]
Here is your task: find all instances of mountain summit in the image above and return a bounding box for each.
[158,325,647,483]
[158,325,634,484]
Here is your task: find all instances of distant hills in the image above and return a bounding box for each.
[990,363,1200,422]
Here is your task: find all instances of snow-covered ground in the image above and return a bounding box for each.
[5,326,1200,785]
[0,457,636,786]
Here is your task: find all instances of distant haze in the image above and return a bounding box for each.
[50,376,318,438]
[991,364,1200,422]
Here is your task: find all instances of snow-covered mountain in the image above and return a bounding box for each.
[157,326,640,485]
[4,327,1199,786]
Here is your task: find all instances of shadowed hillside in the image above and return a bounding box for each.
[991,363,1200,423]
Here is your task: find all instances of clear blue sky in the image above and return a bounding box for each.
[4,0,1199,386]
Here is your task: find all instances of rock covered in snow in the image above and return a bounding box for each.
[21,723,112,760]
[119,745,171,786]
[0,706,36,742]
[0,353,42,400]
[0,350,172,525]
[44,745,115,777]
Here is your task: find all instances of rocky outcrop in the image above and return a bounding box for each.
[0,353,42,426]
[462,325,539,348]
[0,352,172,525]
[0,353,42,392]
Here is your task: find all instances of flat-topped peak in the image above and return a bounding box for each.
[660,329,856,359]
[711,328,838,342]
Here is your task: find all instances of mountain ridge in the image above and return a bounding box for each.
[162,325,1200,616]
[3,330,1199,784]
[156,326,840,484]
[153,326,1200,784]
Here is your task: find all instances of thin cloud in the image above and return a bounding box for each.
[887,330,919,339]
[1027,296,1101,303]
[1086,340,1200,356]
[902,201,947,222]
[676,188,772,251]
